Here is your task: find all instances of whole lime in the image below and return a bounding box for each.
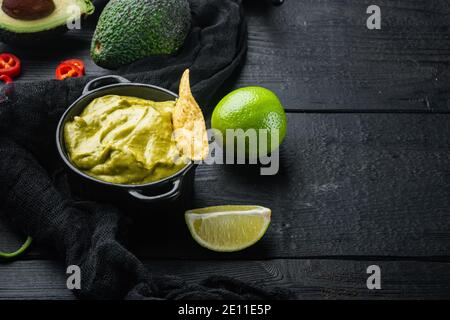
[211,87,287,157]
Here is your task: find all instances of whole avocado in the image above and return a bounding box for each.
[91,0,191,69]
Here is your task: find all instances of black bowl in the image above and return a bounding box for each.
[56,75,196,207]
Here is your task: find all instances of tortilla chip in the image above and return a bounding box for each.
[173,69,209,161]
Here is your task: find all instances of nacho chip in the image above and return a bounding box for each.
[173,69,209,161]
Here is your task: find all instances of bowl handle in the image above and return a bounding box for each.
[128,178,182,202]
[83,75,130,94]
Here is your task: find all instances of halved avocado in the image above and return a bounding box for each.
[0,0,94,45]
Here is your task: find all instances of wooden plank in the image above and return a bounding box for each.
[0,260,74,300]
[126,113,450,259]
[1,1,449,111]
[2,113,450,259]
[1,259,450,299]
[236,0,450,111]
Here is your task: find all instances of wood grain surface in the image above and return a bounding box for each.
[128,113,450,259]
[1,0,449,111]
[1,0,450,299]
[2,113,450,260]
[1,259,450,300]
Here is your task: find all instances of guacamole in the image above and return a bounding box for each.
[64,95,188,185]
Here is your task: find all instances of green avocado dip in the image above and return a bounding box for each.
[64,95,188,185]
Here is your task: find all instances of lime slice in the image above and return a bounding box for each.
[185,205,271,252]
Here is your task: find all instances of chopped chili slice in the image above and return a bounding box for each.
[61,59,85,75]
[0,74,13,84]
[55,62,83,80]
[0,53,21,78]
[0,236,32,260]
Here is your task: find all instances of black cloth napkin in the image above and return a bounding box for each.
[0,0,292,299]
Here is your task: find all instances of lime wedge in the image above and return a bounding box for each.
[185,205,271,252]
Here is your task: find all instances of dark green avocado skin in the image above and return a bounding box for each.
[0,25,68,46]
[91,0,191,70]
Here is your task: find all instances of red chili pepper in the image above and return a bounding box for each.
[0,74,13,84]
[61,59,85,75]
[55,63,83,80]
[0,53,21,78]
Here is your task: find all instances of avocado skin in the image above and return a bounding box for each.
[91,0,191,70]
[0,24,67,46]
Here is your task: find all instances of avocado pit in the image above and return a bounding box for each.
[2,0,55,20]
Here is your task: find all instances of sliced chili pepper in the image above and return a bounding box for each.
[55,62,83,80]
[0,237,32,260]
[0,74,13,84]
[0,53,21,78]
[61,59,85,75]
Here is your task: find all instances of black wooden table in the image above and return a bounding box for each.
[1,0,450,299]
